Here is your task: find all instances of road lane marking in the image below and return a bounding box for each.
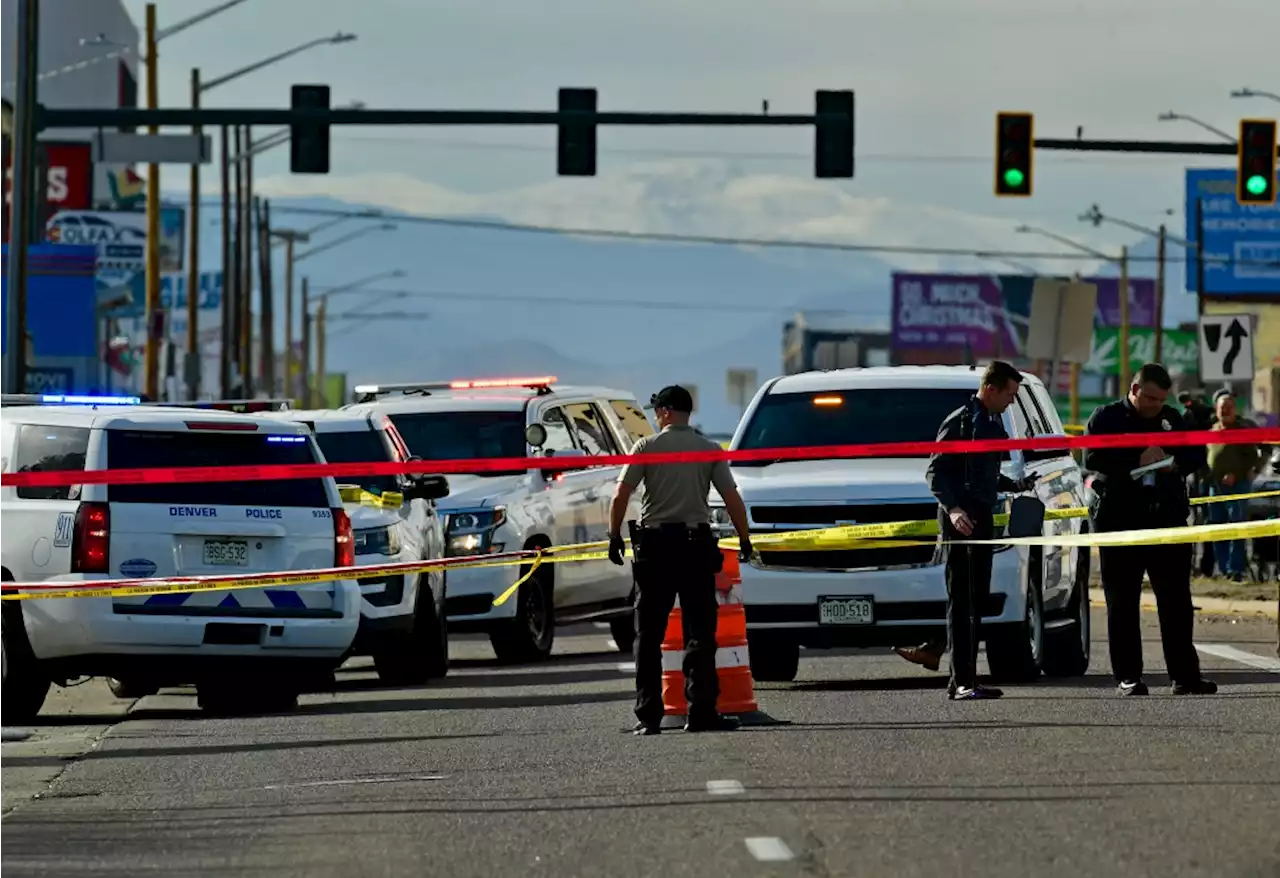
[1195,643,1280,673]
[607,639,619,650]
[745,837,794,862]
[707,779,744,795]
[616,662,636,673]
[264,775,446,791]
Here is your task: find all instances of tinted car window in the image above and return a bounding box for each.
[15,424,90,501]
[563,403,618,455]
[106,430,328,507]
[539,407,578,455]
[314,428,400,495]
[609,400,655,448]
[389,411,527,476]
[735,388,974,463]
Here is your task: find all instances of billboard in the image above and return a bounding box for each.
[1185,168,1280,296]
[107,270,223,319]
[891,273,1156,360]
[1087,327,1198,377]
[46,207,185,273]
[3,141,94,243]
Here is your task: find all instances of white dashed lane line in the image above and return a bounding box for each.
[707,779,745,795]
[616,662,636,673]
[745,837,795,862]
[1195,643,1280,673]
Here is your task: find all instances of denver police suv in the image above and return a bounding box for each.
[265,408,452,684]
[714,366,1092,684]
[344,377,655,663]
[0,394,362,720]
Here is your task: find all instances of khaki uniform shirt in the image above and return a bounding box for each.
[618,425,737,526]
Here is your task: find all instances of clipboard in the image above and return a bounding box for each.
[1129,456,1175,480]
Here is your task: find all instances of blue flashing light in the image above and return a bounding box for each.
[41,394,142,406]
[266,435,307,443]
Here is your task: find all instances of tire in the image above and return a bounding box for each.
[373,573,450,686]
[489,564,555,664]
[747,631,800,683]
[107,677,160,699]
[985,549,1044,684]
[2,604,51,725]
[1043,540,1092,678]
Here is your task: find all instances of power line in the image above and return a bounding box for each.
[308,285,890,315]
[253,203,1185,265]
[325,133,1230,167]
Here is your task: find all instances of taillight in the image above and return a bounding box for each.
[71,502,110,574]
[333,508,355,567]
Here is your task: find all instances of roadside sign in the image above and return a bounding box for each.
[726,368,758,409]
[1185,168,1280,296]
[1198,314,1254,382]
[1025,278,1097,362]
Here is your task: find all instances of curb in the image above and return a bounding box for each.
[1088,588,1278,620]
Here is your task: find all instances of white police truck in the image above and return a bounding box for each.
[265,409,452,684]
[713,367,1093,684]
[344,377,654,663]
[0,394,362,720]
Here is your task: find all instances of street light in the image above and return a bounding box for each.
[1230,87,1280,104]
[1157,111,1236,143]
[295,223,396,263]
[304,270,406,406]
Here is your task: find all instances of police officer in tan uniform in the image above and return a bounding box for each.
[608,386,753,735]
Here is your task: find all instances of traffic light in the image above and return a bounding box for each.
[557,88,597,176]
[1236,118,1277,205]
[994,111,1034,197]
[290,84,330,174]
[814,90,855,179]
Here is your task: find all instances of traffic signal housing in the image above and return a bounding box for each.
[290,84,331,174]
[994,111,1034,197]
[1236,118,1277,205]
[557,88,597,177]
[814,90,855,179]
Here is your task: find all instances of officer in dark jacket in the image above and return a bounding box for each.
[926,361,1037,701]
[1084,362,1216,696]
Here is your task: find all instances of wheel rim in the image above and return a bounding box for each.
[1077,548,1091,659]
[526,578,548,644]
[1028,591,1042,662]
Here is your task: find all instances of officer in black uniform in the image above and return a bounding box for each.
[926,361,1038,701]
[607,386,754,735]
[1084,362,1217,696]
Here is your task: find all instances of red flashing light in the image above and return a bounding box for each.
[449,376,557,390]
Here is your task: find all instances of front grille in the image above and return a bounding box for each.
[751,502,937,526]
[751,502,939,570]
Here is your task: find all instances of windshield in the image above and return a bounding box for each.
[106,430,329,507]
[388,411,527,476]
[314,428,400,496]
[734,388,975,464]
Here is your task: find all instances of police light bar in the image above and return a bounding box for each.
[152,399,294,413]
[1,393,142,406]
[449,376,557,390]
[352,377,557,402]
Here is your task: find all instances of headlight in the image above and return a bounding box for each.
[445,507,507,557]
[354,525,401,557]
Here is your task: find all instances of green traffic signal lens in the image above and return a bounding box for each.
[1245,174,1269,196]
[1003,168,1026,189]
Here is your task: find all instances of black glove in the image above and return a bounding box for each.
[738,536,754,563]
[608,534,626,566]
[1013,474,1039,493]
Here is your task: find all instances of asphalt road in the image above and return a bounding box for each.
[3,609,1278,878]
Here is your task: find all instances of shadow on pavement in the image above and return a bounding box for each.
[329,665,631,694]
[292,688,633,717]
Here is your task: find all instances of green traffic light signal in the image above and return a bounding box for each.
[1245,174,1268,196]
[1003,168,1026,189]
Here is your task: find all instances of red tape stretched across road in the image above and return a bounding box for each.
[2,427,1277,489]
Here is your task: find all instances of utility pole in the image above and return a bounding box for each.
[300,276,310,406]
[315,297,327,407]
[218,124,231,396]
[143,3,162,400]
[1154,225,1166,364]
[1118,245,1130,392]
[230,125,244,395]
[271,229,310,400]
[240,140,254,396]
[3,0,38,394]
[257,198,274,394]
[187,66,202,399]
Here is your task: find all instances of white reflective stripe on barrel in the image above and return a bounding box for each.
[661,644,750,672]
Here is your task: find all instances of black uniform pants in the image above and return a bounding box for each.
[632,526,720,727]
[944,511,994,690]
[1099,543,1202,685]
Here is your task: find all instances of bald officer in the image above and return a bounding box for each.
[608,385,753,735]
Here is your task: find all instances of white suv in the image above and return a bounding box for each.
[1,396,361,720]
[344,377,654,663]
[265,409,452,684]
[716,366,1092,684]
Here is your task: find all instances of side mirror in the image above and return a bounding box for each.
[525,423,548,448]
[407,474,450,502]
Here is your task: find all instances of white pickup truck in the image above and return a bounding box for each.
[712,366,1093,684]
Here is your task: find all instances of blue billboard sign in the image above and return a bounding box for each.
[1185,168,1280,296]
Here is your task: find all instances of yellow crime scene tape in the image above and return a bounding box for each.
[6,491,1277,606]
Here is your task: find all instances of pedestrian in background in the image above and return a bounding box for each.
[1084,363,1217,696]
[925,360,1038,701]
[1178,390,1217,578]
[1206,389,1261,583]
[607,385,754,735]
